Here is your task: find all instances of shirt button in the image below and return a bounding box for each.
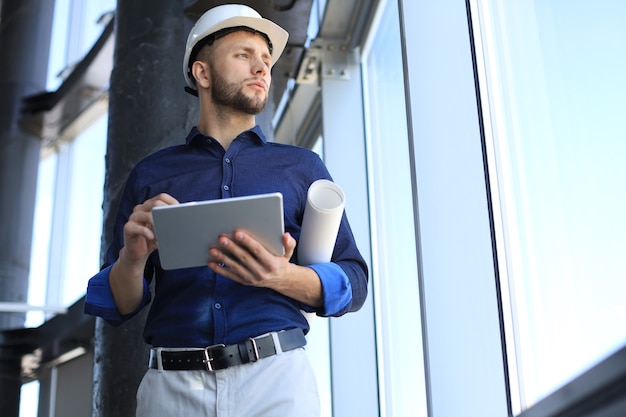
[223,185,230,191]
[205,139,212,145]
[224,158,231,164]
[214,303,222,309]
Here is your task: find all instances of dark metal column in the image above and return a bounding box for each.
[92,1,197,415]
[0,0,55,415]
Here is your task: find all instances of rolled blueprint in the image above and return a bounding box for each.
[298,179,345,265]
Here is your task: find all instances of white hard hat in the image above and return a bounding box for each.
[183,4,289,92]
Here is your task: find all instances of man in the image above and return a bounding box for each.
[85,4,368,416]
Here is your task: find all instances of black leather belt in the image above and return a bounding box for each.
[149,328,306,372]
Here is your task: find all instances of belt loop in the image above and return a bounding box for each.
[155,347,164,372]
[271,331,283,355]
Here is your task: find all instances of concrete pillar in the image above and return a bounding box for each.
[92,1,197,415]
[0,0,55,415]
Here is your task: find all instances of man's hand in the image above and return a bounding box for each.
[110,193,179,315]
[208,230,324,308]
[120,193,180,263]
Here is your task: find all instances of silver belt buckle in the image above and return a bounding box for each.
[249,337,260,361]
[202,344,225,372]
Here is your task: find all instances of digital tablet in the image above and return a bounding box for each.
[151,192,285,270]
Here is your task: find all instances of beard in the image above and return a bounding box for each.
[210,65,268,115]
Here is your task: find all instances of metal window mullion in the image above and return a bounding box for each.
[319,44,379,417]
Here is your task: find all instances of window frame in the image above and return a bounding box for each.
[398,0,510,415]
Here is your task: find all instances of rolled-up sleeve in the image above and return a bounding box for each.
[303,262,353,316]
[84,264,151,326]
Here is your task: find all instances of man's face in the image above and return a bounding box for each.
[207,30,273,115]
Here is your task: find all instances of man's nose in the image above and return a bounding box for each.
[252,56,268,75]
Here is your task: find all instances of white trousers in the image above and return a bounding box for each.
[136,348,320,417]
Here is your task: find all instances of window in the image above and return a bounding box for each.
[397,0,509,414]
[471,0,626,412]
[21,1,114,415]
[363,1,426,415]
[27,0,114,327]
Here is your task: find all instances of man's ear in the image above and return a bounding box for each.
[191,61,211,89]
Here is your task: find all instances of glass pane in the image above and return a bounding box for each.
[471,0,626,411]
[27,155,57,327]
[363,1,426,415]
[19,381,39,417]
[30,0,113,316]
[60,115,107,306]
[47,0,116,90]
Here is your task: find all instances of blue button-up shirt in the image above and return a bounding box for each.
[85,126,368,347]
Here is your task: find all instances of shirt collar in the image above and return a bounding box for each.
[185,125,268,146]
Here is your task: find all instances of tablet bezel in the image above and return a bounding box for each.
[151,192,285,270]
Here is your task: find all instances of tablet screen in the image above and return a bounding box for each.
[151,192,284,270]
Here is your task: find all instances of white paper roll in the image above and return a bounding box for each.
[298,179,345,265]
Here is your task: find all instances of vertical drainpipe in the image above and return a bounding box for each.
[0,0,55,416]
[92,0,197,415]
